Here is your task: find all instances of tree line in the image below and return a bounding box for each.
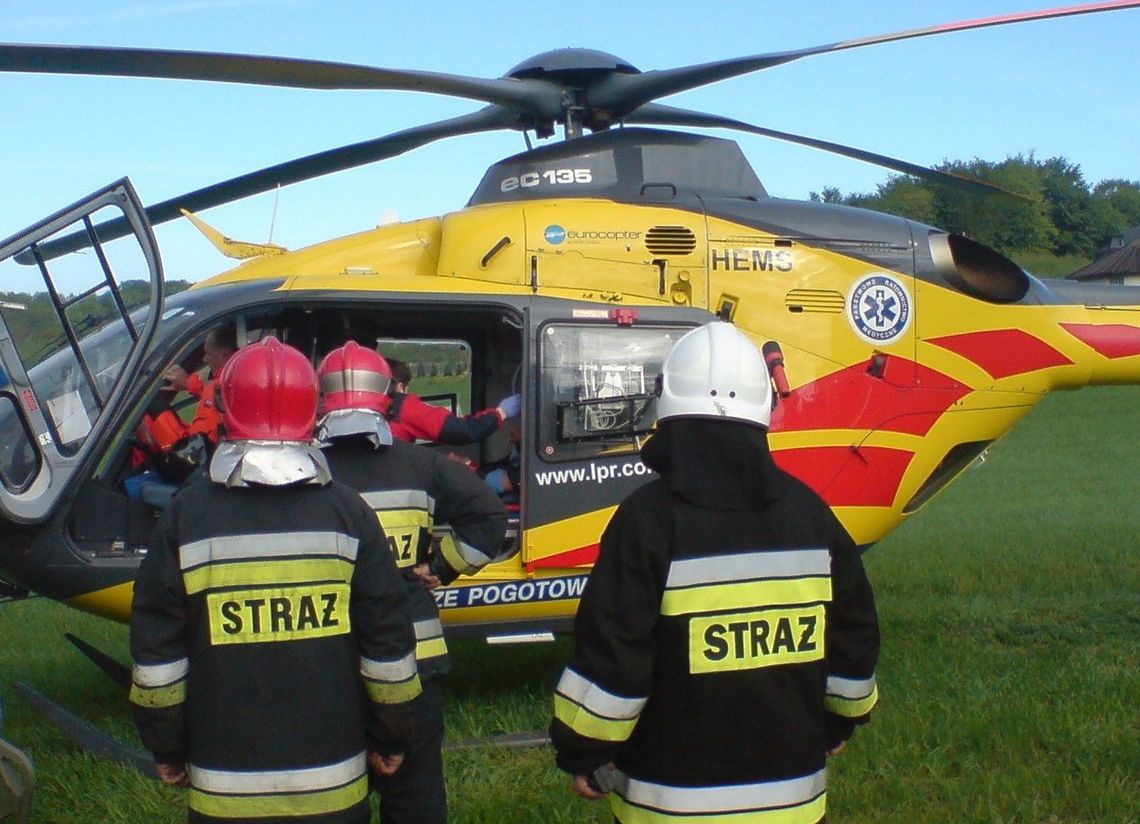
[811,154,1140,277]
[0,280,191,368]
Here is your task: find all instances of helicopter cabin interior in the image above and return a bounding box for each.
[56,298,527,563]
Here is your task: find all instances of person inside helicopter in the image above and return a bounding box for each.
[126,324,238,503]
[377,352,521,447]
[160,322,238,446]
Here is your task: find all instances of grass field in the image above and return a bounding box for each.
[1,386,1137,823]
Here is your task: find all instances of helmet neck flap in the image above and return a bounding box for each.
[209,440,332,488]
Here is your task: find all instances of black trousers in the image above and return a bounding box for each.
[376,677,447,824]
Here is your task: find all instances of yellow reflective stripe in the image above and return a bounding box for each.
[436,533,475,575]
[376,507,430,568]
[129,680,187,709]
[661,577,831,616]
[189,774,367,819]
[205,584,351,645]
[416,635,448,662]
[688,605,825,674]
[183,557,355,594]
[365,673,422,705]
[553,693,638,743]
[611,791,826,823]
[825,684,879,718]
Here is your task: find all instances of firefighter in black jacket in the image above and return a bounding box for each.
[130,337,421,824]
[550,321,880,824]
[316,341,510,824]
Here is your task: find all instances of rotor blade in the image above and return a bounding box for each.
[626,103,1029,199]
[20,106,520,263]
[0,44,563,116]
[592,1,1140,113]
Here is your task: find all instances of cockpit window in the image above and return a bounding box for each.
[538,322,690,461]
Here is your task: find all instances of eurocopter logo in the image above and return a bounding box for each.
[848,273,912,344]
[544,225,566,244]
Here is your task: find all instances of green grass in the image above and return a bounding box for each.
[2,386,1138,822]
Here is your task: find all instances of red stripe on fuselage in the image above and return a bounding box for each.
[927,329,1073,378]
[771,359,969,437]
[1060,323,1140,359]
[526,543,599,571]
[773,446,914,508]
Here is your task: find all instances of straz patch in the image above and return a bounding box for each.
[207,584,351,645]
[689,604,826,674]
[848,273,912,344]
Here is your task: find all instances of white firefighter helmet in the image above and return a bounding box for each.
[656,321,773,428]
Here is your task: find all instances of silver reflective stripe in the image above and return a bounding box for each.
[359,489,435,514]
[132,658,189,688]
[827,674,876,699]
[361,651,417,682]
[180,532,360,571]
[666,549,829,588]
[621,766,827,813]
[454,537,493,569]
[556,668,646,721]
[191,752,366,794]
[321,369,391,396]
[414,618,444,640]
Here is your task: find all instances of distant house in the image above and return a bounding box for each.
[1066,227,1140,284]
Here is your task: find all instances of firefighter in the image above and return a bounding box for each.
[130,336,421,824]
[550,321,880,824]
[373,351,521,445]
[316,341,511,824]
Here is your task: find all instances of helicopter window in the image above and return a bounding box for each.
[376,338,472,417]
[0,393,39,492]
[538,322,691,460]
[19,310,146,456]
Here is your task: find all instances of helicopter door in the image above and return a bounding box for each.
[0,179,165,524]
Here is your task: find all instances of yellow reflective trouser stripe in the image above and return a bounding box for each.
[189,774,368,819]
[183,557,355,595]
[660,577,832,616]
[416,636,448,662]
[610,791,825,824]
[129,681,187,709]
[553,693,638,743]
[365,673,422,705]
[825,685,879,718]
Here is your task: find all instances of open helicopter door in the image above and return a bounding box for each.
[0,180,164,524]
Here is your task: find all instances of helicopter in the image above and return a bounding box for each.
[1,1,1139,646]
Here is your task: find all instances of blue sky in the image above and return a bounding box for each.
[2,0,1138,293]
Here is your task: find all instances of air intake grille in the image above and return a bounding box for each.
[645,225,697,255]
[785,289,845,313]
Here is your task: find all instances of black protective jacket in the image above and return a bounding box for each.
[130,476,420,824]
[550,419,880,824]
[323,437,509,678]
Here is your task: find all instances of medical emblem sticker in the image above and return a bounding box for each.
[848,273,912,344]
[544,224,566,245]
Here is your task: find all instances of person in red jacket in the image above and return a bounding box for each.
[351,345,521,445]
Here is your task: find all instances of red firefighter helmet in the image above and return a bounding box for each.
[219,336,319,441]
[317,341,392,415]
